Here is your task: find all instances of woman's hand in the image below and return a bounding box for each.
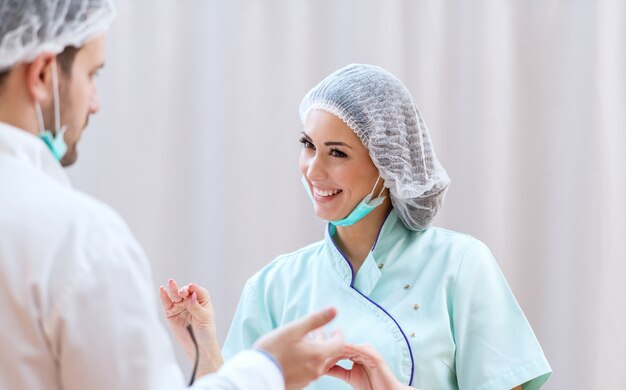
[159,279,223,376]
[327,343,411,390]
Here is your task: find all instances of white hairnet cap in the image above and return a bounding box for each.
[299,64,450,231]
[0,0,116,72]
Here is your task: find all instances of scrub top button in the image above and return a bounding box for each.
[378,263,384,270]
[410,332,416,338]
[403,284,410,290]
[413,304,420,311]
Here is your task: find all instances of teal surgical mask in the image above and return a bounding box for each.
[301,175,387,227]
[35,60,67,161]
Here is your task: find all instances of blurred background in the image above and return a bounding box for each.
[68,1,625,388]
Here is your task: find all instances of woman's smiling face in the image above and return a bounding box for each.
[299,109,384,222]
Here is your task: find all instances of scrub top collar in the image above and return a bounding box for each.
[0,122,70,187]
[324,208,407,295]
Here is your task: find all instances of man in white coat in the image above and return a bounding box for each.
[0,1,343,389]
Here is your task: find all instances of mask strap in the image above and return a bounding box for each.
[376,181,386,198]
[34,102,46,133]
[33,59,66,138]
[369,175,386,199]
[51,60,62,132]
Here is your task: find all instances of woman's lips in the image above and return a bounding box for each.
[313,188,343,203]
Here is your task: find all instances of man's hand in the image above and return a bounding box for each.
[159,279,223,376]
[254,307,344,390]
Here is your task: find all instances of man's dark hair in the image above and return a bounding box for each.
[0,70,8,90]
[0,45,79,90]
[57,46,80,75]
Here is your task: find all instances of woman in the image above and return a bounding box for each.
[225,64,552,389]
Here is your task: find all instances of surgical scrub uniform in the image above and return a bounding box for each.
[223,210,551,389]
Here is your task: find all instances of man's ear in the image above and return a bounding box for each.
[25,53,56,105]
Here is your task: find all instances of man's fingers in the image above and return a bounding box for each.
[287,307,337,337]
[306,329,325,342]
[322,338,348,373]
[317,329,345,358]
[326,365,350,381]
[159,286,173,310]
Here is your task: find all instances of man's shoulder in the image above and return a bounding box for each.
[0,163,149,304]
[40,180,128,235]
[0,162,133,248]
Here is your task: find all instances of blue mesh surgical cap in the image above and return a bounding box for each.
[0,0,116,72]
[299,64,450,231]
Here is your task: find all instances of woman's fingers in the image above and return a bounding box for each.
[164,280,211,304]
[159,286,173,310]
[342,344,381,367]
[167,279,182,302]
[188,283,212,306]
[177,285,189,298]
[162,280,214,326]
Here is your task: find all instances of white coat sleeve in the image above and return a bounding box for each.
[191,350,284,390]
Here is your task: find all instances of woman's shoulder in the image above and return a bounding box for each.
[394,225,494,272]
[422,225,475,240]
[413,225,489,252]
[245,239,327,286]
[422,227,501,275]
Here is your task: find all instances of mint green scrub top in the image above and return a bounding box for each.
[223,210,551,389]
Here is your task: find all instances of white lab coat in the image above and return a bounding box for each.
[0,122,283,390]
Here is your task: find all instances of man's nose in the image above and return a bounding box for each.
[89,91,100,114]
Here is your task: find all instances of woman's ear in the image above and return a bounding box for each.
[25,53,56,105]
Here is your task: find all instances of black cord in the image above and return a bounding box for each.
[187,325,199,386]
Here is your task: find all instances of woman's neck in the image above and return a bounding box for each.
[333,199,392,274]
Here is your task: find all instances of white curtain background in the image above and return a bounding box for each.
[67,1,625,388]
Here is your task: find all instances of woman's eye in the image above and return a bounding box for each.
[299,138,315,149]
[330,148,348,158]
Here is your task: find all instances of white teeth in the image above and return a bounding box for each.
[314,188,342,197]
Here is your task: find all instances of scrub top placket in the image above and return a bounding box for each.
[324,212,415,386]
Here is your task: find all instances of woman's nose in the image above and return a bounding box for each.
[305,154,326,181]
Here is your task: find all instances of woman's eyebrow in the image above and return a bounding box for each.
[301,131,353,149]
[324,141,352,149]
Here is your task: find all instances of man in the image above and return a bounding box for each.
[0,1,343,389]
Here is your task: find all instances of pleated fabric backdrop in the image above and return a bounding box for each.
[68,1,625,388]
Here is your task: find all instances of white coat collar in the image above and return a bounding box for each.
[0,122,71,187]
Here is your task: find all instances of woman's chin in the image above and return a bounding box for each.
[314,208,345,222]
